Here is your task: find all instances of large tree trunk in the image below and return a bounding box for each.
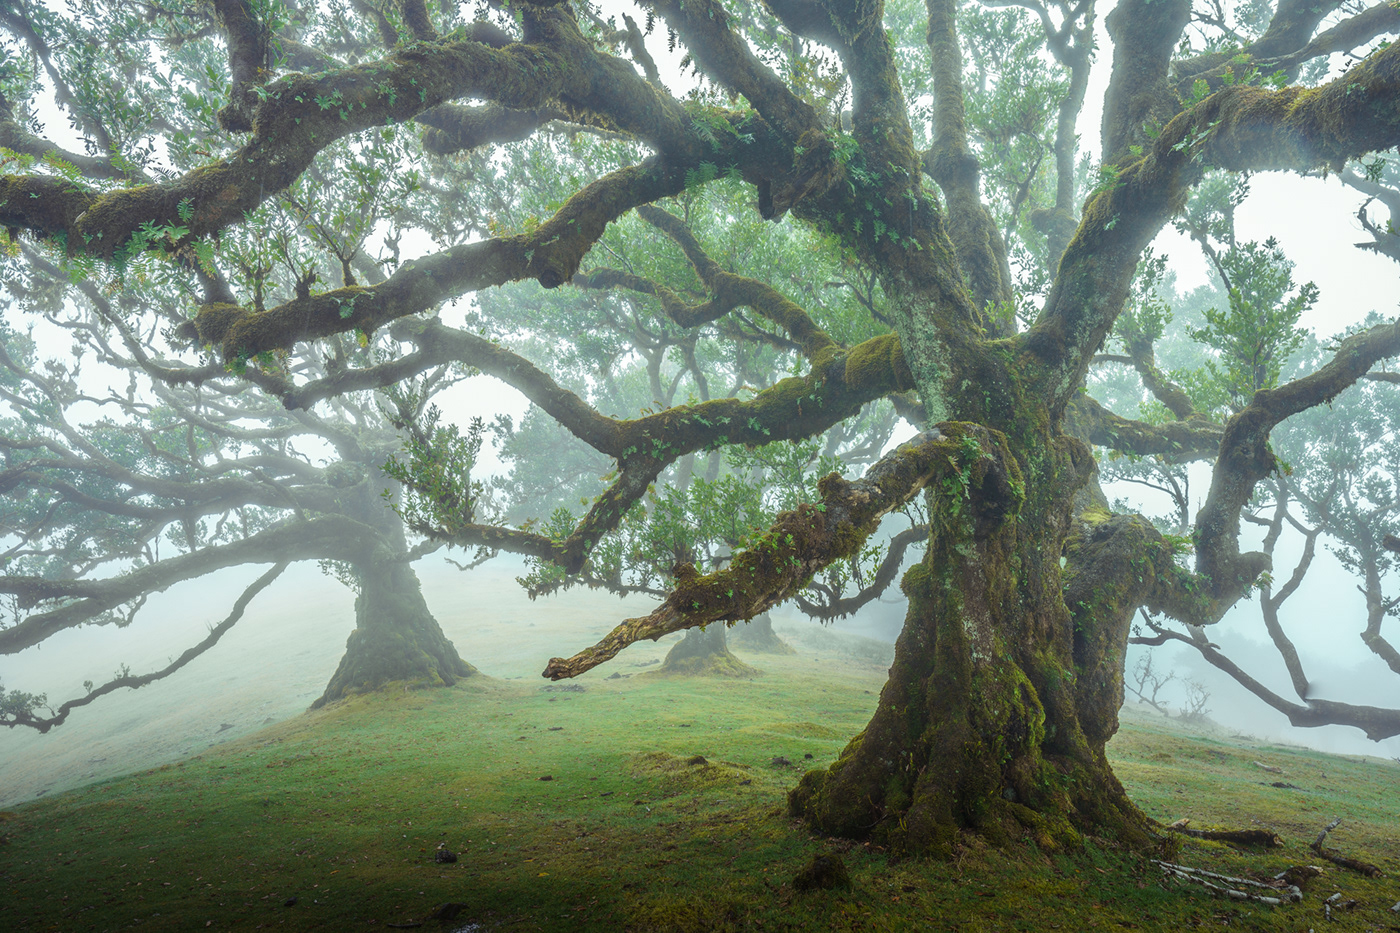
[789,425,1155,857]
[313,463,476,708]
[657,621,759,676]
[314,557,476,707]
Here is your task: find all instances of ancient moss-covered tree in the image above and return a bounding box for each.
[1,0,1400,857]
[0,101,487,728]
[0,294,481,729]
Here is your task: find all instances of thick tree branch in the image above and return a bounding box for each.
[1142,620,1400,740]
[179,153,711,357]
[922,0,1014,320]
[1065,394,1222,459]
[542,425,1008,679]
[1101,0,1192,160]
[213,0,272,133]
[0,5,703,262]
[1196,320,1400,605]
[641,0,823,143]
[1030,37,1400,412]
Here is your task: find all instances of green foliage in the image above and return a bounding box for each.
[382,399,490,534]
[1186,238,1315,412]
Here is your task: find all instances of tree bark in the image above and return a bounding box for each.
[314,465,476,707]
[657,621,759,676]
[789,423,1155,857]
[314,557,476,707]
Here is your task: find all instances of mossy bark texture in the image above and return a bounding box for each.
[790,419,1153,857]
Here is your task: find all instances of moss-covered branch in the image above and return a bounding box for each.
[213,0,272,133]
[394,0,438,42]
[1065,394,1222,460]
[922,0,1013,317]
[1172,0,1389,93]
[1029,36,1400,411]
[0,4,709,263]
[418,102,573,154]
[1196,318,1400,604]
[1099,0,1191,160]
[180,153,705,357]
[640,0,822,143]
[542,426,1004,679]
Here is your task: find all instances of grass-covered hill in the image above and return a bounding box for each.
[3,623,1397,933]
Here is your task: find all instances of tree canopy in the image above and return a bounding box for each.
[1,0,1400,856]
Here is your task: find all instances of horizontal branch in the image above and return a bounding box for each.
[2,562,287,732]
[0,514,371,654]
[1066,394,1223,460]
[181,108,787,360]
[541,426,992,679]
[1138,623,1400,740]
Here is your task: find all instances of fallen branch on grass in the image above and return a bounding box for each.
[1252,760,1284,774]
[1165,819,1283,847]
[1310,817,1384,877]
[1151,860,1302,904]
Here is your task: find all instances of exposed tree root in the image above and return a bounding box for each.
[1165,819,1283,848]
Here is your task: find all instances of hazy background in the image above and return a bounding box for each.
[3,0,1398,807]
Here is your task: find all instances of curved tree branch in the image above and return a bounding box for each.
[542,425,1008,679]
[1,562,288,732]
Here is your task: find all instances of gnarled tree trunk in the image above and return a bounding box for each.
[314,557,476,707]
[789,423,1155,857]
[314,464,476,707]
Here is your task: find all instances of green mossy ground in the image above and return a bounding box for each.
[2,653,1396,932]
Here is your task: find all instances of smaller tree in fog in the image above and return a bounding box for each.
[0,244,483,733]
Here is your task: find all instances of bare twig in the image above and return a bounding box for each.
[1310,818,1383,877]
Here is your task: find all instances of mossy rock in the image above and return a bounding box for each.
[792,852,851,892]
[628,751,751,793]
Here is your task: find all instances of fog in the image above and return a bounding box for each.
[6,521,1397,810]
[3,0,1398,818]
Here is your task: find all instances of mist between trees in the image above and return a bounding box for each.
[1,0,1400,857]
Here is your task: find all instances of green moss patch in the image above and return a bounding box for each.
[2,655,1396,932]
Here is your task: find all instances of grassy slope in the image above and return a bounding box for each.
[2,645,1397,933]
